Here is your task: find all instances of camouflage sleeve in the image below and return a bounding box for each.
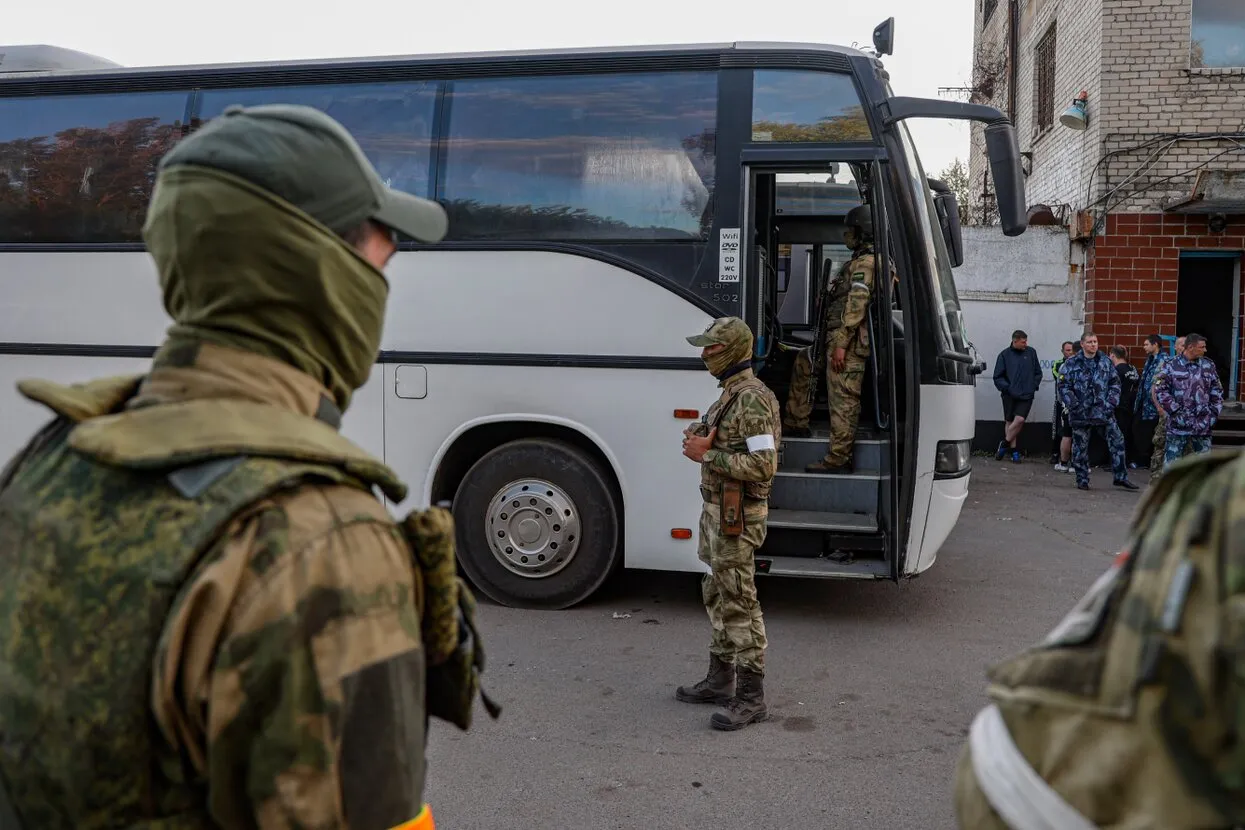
[152,484,427,830]
[1154,366,1176,414]
[829,256,875,351]
[1210,364,1225,416]
[703,389,780,483]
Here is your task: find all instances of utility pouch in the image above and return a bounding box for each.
[400,506,501,731]
[720,479,744,537]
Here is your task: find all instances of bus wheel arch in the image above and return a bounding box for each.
[431,421,624,610]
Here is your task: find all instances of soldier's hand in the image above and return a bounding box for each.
[683,428,716,463]
[831,347,847,373]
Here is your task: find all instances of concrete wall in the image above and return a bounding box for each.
[958,225,1079,452]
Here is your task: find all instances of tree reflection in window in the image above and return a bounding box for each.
[751,70,871,144]
[0,92,188,243]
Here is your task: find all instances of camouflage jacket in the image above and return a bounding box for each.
[824,249,876,356]
[0,343,429,830]
[1154,354,1224,436]
[699,369,782,503]
[954,449,1245,828]
[1057,351,1120,426]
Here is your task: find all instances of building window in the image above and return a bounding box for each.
[982,0,998,26]
[1034,24,1057,135]
[1192,0,1245,68]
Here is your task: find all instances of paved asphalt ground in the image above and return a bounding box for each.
[424,458,1147,829]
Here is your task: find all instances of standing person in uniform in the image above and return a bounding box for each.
[1108,345,1141,467]
[678,316,782,731]
[782,204,876,473]
[954,447,1245,829]
[1154,331,1223,469]
[1057,331,1139,492]
[1050,340,1076,472]
[1133,334,1168,468]
[991,330,1042,463]
[1150,335,1185,479]
[0,105,461,829]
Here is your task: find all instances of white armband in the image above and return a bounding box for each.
[745,434,776,453]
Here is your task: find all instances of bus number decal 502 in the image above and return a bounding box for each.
[713,293,739,303]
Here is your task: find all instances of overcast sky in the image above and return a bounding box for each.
[4,0,975,175]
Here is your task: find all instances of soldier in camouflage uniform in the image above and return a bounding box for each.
[1057,331,1139,492]
[1149,335,1184,479]
[1154,332,1223,469]
[783,205,876,473]
[0,105,456,829]
[677,316,782,731]
[954,446,1245,828]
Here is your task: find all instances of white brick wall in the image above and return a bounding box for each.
[1099,0,1245,213]
[968,0,1245,217]
[969,0,1105,220]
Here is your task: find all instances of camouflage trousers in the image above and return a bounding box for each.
[784,345,867,466]
[1150,413,1168,477]
[1071,421,1127,487]
[1150,413,1196,479]
[1164,434,1212,468]
[697,501,767,673]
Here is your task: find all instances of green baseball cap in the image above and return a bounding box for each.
[158,103,448,243]
[686,316,753,349]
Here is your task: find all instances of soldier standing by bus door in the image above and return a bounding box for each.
[782,205,876,473]
[677,316,782,731]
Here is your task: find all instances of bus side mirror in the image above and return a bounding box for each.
[928,178,964,268]
[984,121,1028,237]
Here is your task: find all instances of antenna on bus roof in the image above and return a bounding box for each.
[872,18,895,57]
[0,44,122,74]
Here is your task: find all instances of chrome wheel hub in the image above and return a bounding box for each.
[485,478,581,578]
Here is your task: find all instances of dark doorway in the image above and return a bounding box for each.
[1177,253,1239,393]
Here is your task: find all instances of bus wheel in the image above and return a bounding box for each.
[452,437,620,610]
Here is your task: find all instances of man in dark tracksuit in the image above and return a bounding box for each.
[993,330,1042,463]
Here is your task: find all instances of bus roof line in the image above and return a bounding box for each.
[0,40,875,80]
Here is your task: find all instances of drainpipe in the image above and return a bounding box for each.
[1008,0,1019,125]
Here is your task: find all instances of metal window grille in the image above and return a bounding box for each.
[1034,24,1058,133]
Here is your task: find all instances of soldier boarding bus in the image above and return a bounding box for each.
[0,22,1028,609]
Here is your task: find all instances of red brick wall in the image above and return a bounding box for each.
[1086,213,1245,393]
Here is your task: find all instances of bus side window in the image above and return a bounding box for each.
[0,91,190,244]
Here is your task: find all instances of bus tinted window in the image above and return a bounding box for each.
[0,91,188,243]
[198,82,439,199]
[751,70,871,143]
[440,72,717,241]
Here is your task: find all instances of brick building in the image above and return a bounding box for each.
[969,0,1245,399]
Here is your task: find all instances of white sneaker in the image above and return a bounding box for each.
[1053,463,1069,472]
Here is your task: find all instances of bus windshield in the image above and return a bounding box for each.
[894,119,970,357]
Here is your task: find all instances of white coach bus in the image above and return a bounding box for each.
[0,21,1028,608]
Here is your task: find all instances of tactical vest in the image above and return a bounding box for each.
[824,250,875,356]
[961,449,1245,828]
[699,374,776,502]
[0,374,409,830]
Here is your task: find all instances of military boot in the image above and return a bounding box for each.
[676,653,735,705]
[783,422,811,438]
[710,666,768,730]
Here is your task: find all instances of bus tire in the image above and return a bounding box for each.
[452,437,620,610]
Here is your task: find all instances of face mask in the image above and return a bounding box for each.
[843,228,859,250]
[702,338,752,378]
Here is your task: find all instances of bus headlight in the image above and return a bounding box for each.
[934,439,972,477]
